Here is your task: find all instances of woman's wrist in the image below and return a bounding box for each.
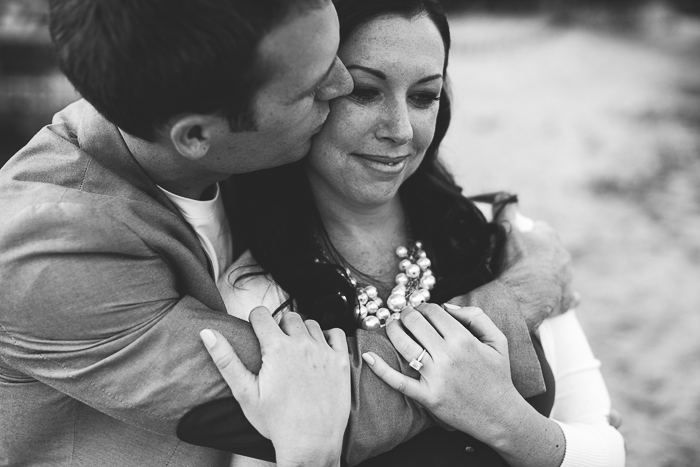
[275,443,343,467]
[485,395,566,467]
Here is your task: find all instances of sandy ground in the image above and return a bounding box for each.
[441,13,700,467]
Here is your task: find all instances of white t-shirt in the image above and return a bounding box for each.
[158,183,233,284]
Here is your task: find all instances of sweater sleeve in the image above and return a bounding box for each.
[538,311,626,467]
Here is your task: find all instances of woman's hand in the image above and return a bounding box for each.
[362,303,566,467]
[201,308,350,467]
[362,303,519,439]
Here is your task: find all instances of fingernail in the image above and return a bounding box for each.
[200,329,217,349]
[443,303,460,310]
[362,353,375,365]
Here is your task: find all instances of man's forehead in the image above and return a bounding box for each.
[255,1,339,90]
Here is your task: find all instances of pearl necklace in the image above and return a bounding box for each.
[351,241,436,330]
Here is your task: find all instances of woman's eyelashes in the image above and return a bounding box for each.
[348,86,441,108]
[410,91,441,108]
[348,86,380,104]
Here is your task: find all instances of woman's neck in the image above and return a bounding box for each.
[308,173,410,298]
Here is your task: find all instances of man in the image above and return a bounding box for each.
[0,0,573,466]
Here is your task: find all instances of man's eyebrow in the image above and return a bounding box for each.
[348,65,443,84]
[297,58,336,100]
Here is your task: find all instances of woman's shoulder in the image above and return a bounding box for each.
[218,250,289,322]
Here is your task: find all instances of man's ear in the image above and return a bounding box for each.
[169,115,220,162]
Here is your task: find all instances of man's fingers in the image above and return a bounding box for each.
[361,352,422,400]
[442,306,507,355]
[200,329,256,400]
[324,328,348,354]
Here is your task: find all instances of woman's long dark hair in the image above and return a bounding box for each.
[227,0,507,334]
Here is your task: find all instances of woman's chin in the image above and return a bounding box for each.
[347,185,402,208]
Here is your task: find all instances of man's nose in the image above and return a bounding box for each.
[315,57,353,101]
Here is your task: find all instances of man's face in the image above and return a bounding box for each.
[207,1,353,175]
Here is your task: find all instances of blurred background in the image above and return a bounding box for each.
[1,0,699,465]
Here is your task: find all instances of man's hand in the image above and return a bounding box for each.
[496,201,578,330]
[200,308,350,467]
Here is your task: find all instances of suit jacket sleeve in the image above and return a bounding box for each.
[0,201,538,466]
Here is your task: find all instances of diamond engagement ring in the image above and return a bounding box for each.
[409,348,427,371]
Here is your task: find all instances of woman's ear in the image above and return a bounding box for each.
[169,115,219,162]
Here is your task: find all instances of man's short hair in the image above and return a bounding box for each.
[49,0,324,141]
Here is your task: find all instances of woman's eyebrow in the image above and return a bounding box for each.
[347,65,443,84]
[417,74,443,84]
[346,65,386,79]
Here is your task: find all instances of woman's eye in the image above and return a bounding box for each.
[411,92,440,108]
[349,87,380,104]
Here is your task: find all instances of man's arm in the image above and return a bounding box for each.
[0,202,431,464]
[447,198,576,396]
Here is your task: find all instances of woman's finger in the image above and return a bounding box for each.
[398,308,445,356]
[443,306,508,355]
[324,328,349,354]
[200,329,257,403]
[304,319,325,342]
[385,318,432,368]
[278,311,308,337]
[248,306,284,347]
[414,302,462,338]
[361,352,423,400]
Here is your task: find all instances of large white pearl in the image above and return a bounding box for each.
[366,300,379,314]
[422,268,433,277]
[387,293,407,312]
[406,264,421,278]
[374,297,383,307]
[357,292,369,305]
[395,273,409,285]
[417,249,427,258]
[409,291,426,307]
[420,289,431,301]
[364,286,378,300]
[399,259,412,271]
[417,257,431,270]
[376,308,391,322]
[354,305,368,320]
[420,275,436,290]
[396,246,409,258]
[361,315,381,331]
[391,284,406,296]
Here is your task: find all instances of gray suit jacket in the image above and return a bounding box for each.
[0,100,542,466]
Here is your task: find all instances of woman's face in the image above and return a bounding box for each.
[307,13,445,208]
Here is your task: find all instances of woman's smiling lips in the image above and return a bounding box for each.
[351,153,411,174]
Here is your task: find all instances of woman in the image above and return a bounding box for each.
[221,0,625,465]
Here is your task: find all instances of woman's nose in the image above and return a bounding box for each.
[376,100,413,145]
